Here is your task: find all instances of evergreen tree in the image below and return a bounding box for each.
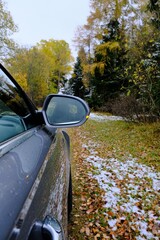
[90,19,127,107]
[147,0,160,29]
[69,57,85,98]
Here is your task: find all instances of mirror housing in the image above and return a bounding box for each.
[42,94,90,128]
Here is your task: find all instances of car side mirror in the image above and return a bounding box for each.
[42,94,90,128]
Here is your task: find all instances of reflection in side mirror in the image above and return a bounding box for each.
[42,94,90,128]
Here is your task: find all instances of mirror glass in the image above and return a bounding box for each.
[46,96,88,126]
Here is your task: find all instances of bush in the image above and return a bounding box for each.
[110,95,160,122]
[111,95,139,121]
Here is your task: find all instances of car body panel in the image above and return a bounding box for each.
[0,125,70,240]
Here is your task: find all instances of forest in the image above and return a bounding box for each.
[0,0,160,122]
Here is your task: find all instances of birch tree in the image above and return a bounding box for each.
[0,0,18,59]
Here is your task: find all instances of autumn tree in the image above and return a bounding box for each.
[6,38,74,106]
[0,0,18,59]
[74,0,147,55]
[73,0,147,92]
[37,39,74,90]
[6,46,52,106]
[73,0,160,118]
[128,0,160,117]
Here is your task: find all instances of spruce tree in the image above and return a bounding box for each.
[91,19,127,107]
[69,57,85,98]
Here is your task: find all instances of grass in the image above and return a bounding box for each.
[80,119,160,171]
[68,116,160,239]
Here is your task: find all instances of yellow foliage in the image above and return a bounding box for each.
[96,41,120,55]
[14,73,28,92]
[90,62,105,75]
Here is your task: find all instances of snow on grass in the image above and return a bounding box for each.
[82,141,160,239]
[90,113,124,121]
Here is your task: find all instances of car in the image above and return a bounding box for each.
[0,63,90,240]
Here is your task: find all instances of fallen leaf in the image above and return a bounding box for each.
[85,227,90,236]
[107,211,115,217]
[86,206,94,214]
[80,227,85,233]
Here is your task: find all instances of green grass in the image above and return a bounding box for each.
[81,119,160,171]
[68,116,160,239]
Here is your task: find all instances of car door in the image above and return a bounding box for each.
[0,64,70,240]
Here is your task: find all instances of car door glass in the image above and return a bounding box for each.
[0,68,32,143]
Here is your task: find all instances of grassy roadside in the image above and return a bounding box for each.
[68,126,107,239]
[80,119,160,170]
[68,118,160,239]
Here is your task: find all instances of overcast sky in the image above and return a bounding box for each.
[6,0,90,58]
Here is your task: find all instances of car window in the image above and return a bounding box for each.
[0,68,34,143]
[0,69,30,116]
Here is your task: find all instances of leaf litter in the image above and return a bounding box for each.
[68,115,160,240]
[83,140,160,239]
